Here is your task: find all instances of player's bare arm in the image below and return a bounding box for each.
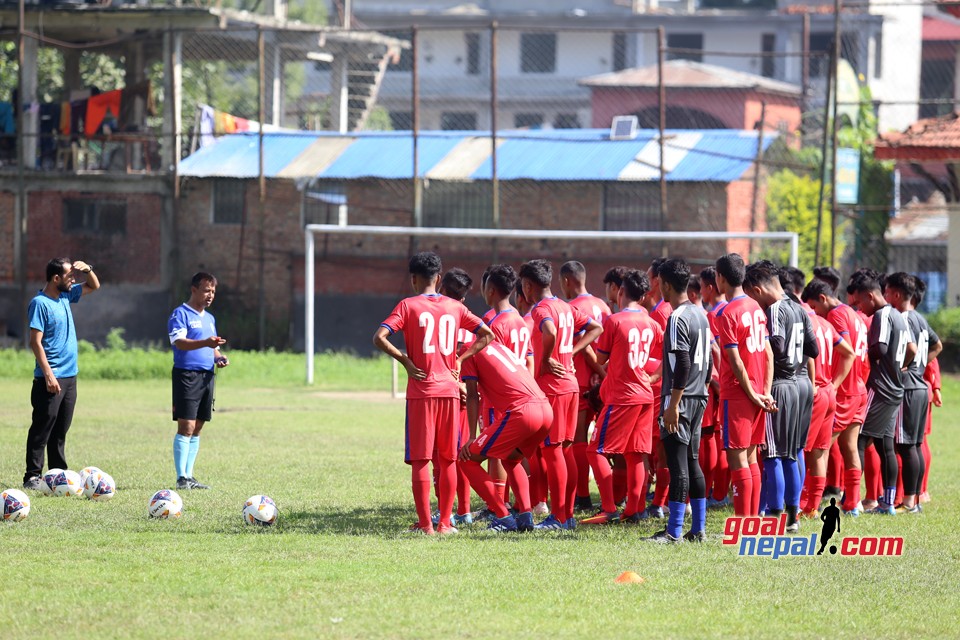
[72,261,101,295]
[831,337,855,390]
[455,324,495,373]
[372,327,426,381]
[570,319,602,358]
[29,329,60,394]
[540,319,565,377]
[174,335,227,351]
[724,346,767,410]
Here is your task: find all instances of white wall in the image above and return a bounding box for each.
[869,0,923,132]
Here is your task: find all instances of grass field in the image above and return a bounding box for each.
[1,356,958,639]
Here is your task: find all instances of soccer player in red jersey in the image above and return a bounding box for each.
[560,260,612,513]
[459,339,553,532]
[643,258,673,518]
[714,254,774,517]
[601,265,632,505]
[374,252,494,535]
[520,259,602,530]
[515,277,549,515]
[700,266,728,507]
[802,278,867,515]
[916,278,940,503]
[580,269,661,525]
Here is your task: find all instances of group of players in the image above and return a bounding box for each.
[374,250,943,540]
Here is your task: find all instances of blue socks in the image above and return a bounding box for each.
[186,436,200,478]
[883,486,896,507]
[173,434,190,479]
[763,458,785,512]
[796,449,806,489]
[668,501,685,538]
[783,458,801,509]
[691,498,707,535]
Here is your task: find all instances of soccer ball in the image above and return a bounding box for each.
[2,488,30,522]
[78,466,102,487]
[40,468,64,496]
[148,490,183,519]
[51,470,83,497]
[83,471,116,501]
[242,495,278,526]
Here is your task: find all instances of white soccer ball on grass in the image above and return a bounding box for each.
[40,468,64,496]
[2,488,30,522]
[242,495,278,526]
[148,490,183,519]
[83,471,116,501]
[51,470,84,497]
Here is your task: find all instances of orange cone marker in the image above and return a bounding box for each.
[615,571,645,584]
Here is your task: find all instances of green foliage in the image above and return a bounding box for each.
[929,307,960,371]
[105,327,128,351]
[363,106,393,131]
[764,169,844,273]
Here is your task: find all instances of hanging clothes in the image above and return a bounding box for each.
[199,104,216,148]
[85,89,122,137]
[118,80,155,131]
[59,101,71,135]
[70,99,87,139]
[0,102,14,134]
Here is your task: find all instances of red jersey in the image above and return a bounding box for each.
[650,299,673,330]
[812,314,842,388]
[569,294,612,388]
[530,296,592,396]
[487,307,533,364]
[826,304,868,397]
[856,309,872,386]
[716,294,768,397]
[461,340,547,412]
[594,308,661,405]
[381,294,483,400]
[924,358,941,391]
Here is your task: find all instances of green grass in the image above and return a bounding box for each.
[1,365,958,639]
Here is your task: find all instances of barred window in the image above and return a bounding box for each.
[212,179,245,225]
[520,33,556,74]
[666,33,703,63]
[602,183,660,231]
[423,181,492,229]
[63,199,127,235]
[441,112,478,130]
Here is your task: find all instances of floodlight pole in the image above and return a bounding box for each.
[303,224,799,384]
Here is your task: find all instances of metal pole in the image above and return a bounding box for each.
[15,0,27,346]
[801,13,810,139]
[490,22,500,263]
[657,26,668,253]
[829,0,842,267]
[305,229,315,384]
[258,27,267,350]
[814,45,834,268]
[749,101,767,259]
[411,26,421,233]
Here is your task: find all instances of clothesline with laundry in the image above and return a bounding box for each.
[195,103,294,150]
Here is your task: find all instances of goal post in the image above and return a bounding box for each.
[304,223,799,384]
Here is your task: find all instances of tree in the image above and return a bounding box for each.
[765,169,844,274]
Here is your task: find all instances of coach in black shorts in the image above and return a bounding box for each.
[167,272,229,490]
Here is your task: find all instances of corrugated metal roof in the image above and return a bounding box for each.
[179,128,774,183]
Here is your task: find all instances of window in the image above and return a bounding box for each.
[603,183,660,231]
[390,111,413,130]
[761,34,775,78]
[441,112,477,130]
[63,199,127,235]
[809,32,861,78]
[520,33,557,74]
[466,32,481,76]
[666,33,703,63]
[212,179,245,225]
[303,181,346,227]
[382,30,414,72]
[423,181,492,229]
[873,32,882,79]
[554,113,581,129]
[613,32,627,72]
[514,113,543,129]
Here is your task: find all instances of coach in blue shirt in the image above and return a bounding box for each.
[23,257,100,490]
[168,272,228,490]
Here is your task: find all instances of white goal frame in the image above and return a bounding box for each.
[304,224,799,384]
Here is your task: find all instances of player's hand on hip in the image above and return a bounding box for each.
[546,358,565,377]
[44,374,61,395]
[403,357,426,381]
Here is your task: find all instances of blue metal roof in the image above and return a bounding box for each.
[178,128,774,182]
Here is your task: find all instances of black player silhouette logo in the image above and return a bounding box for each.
[817,497,842,555]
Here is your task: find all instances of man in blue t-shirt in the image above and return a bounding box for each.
[23,257,101,490]
[168,272,229,490]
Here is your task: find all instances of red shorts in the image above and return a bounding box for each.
[721,394,765,450]
[834,392,867,433]
[405,397,458,463]
[469,400,553,460]
[589,403,654,455]
[806,385,836,452]
[703,387,718,428]
[544,391,578,446]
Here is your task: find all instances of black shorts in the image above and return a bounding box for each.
[896,388,928,446]
[659,396,706,454]
[859,391,900,439]
[172,368,215,422]
[796,376,814,451]
[764,379,800,459]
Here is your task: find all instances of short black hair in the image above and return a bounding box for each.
[913,276,927,306]
[559,260,586,282]
[519,259,552,288]
[440,268,472,300]
[649,257,668,278]
[687,274,701,295]
[812,266,841,296]
[848,271,882,295]
[659,258,690,294]
[514,277,526,303]
[409,251,443,280]
[801,278,834,304]
[781,266,806,295]
[699,266,718,289]
[621,269,650,302]
[191,271,217,288]
[46,257,71,282]
[743,259,780,289]
[484,264,517,297]
[716,253,745,287]
[884,271,916,301]
[603,266,629,287]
